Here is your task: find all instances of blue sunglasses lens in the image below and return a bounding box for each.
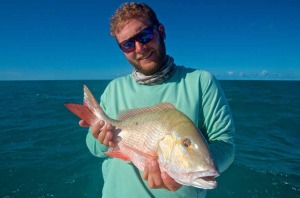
[119,26,155,53]
[136,30,153,43]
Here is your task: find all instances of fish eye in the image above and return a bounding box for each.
[183,138,191,148]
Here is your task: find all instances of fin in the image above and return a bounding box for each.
[104,143,157,162]
[64,103,98,126]
[65,85,115,125]
[83,85,106,118]
[117,102,176,120]
[121,144,158,159]
[104,149,131,161]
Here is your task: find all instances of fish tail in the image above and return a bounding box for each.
[65,85,110,126]
[64,103,98,126]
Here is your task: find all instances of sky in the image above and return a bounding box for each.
[1,0,300,80]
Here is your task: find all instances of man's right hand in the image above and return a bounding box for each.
[79,120,116,147]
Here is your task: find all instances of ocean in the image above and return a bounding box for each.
[0,80,299,198]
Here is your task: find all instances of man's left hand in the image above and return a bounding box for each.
[142,160,182,191]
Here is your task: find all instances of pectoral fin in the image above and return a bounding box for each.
[104,149,131,161]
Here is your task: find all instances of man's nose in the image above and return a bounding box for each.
[135,41,144,52]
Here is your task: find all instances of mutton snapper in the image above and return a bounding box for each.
[65,85,219,189]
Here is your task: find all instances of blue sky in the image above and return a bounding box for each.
[1,0,299,80]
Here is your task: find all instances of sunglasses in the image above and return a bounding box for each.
[118,25,157,53]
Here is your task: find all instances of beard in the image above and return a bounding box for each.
[129,35,167,76]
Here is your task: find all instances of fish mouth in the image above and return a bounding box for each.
[190,171,220,189]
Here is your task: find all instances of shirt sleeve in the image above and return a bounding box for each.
[199,72,235,173]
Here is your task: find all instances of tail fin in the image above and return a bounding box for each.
[83,85,104,116]
[64,103,98,126]
[64,85,108,126]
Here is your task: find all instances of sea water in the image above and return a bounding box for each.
[0,80,299,197]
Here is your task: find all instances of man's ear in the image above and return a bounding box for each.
[158,24,166,39]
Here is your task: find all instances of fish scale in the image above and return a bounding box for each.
[65,85,219,189]
[116,111,170,168]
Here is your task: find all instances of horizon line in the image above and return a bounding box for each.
[1,78,299,82]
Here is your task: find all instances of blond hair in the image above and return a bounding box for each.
[110,2,159,37]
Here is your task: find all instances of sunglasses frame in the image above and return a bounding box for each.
[118,25,157,53]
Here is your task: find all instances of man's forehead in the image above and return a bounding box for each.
[115,18,151,42]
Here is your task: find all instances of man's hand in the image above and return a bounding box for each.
[79,120,116,147]
[142,160,182,191]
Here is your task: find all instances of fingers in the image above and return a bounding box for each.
[142,160,181,191]
[142,160,163,189]
[91,121,103,139]
[147,160,163,188]
[102,130,114,146]
[108,141,116,147]
[161,172,182,191]
[142,164,149,181]
[91,121,115,147]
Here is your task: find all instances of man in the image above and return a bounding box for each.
[80,2,235,197]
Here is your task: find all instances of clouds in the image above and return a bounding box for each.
[1,1,299,81]
[227,71,234,76]
[218,69,299,80]
[258,70,269,77]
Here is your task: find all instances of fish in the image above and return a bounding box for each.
[64,85,219,189]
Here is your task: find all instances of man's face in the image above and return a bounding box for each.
[115,19,167,75]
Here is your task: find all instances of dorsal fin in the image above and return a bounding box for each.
[117,102,175,120]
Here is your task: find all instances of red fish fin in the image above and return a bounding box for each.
[104,150,131,161]
[64,103,97,126]
[117,102,176,120]
[65,85,112,125]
